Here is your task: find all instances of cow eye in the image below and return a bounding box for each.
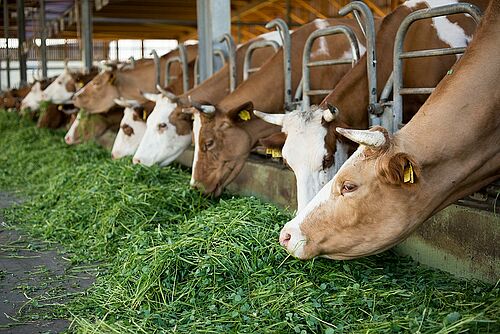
[204,139,215,151]
[341,182,357,195]
[158,123,167,130]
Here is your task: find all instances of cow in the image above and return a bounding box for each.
[36,103,78,129]
[189,18,367,197]
[255,0,488,211]
[277,0,499,260]
[64,107,124,150]
[2,78,53,111]
[132,31,280,167]
[111,98,155,159]
[73,46,198,114]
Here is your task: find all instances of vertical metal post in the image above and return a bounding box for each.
[81,0,93,71]
[115,39,119,60]
[2,0,9,88]
[17,0,27,85]
[196,0,230,82]
[39,0,47,78]
[141,39,144,58]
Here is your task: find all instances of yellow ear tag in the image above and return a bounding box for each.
[403,162,414,184]
[239,110,251,121]
[77,82,84,89]
[271,148,282,158]
[58,105,63,111]
[266,148,273,155]
[143,110,147,121]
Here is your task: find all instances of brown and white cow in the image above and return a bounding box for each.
[111,98,155,159]
[132,32,279,167]
[190,18,367,197]
[73,46,198,114]
[278,0,499,260]
[255,0,488,211]
[64,107,124,149]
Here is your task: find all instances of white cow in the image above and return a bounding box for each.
[133,88,191,166]
[111,98,149,159]
[20,81,44,111]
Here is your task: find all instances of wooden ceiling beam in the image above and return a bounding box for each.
[293,0,327,19]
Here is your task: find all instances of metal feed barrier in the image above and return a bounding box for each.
[165,44,190,93]
[339,1,378,126]
[386,3,482,133]
[219,33,237,93]
[301,26,361,110]
[243,40,280,80]
[194,49,227,87]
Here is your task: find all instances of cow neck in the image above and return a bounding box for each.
[115,63,156,100]
[396,1,500,216]
[240,119,281,149]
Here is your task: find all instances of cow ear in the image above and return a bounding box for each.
[259,132,287,149]
[227,101,254,123]
[376,152,420,185]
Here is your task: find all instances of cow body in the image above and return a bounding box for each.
[73,46,198,114]
[279,0,499,260]
[257,0,487,210]
[190,18,367,197]
[132,32,279,167]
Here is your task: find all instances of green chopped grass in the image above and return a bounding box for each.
[0,110,498,333]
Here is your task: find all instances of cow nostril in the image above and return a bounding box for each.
[279,231,292,247]
[133,157,140,164]
[64,136,72,144]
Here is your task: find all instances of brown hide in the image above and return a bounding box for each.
[68,107,124,146]
[320,0,488,171]
[191,18,367,196]
[73,45,198,114]
[169,34,279,137]
[288,0,499,260]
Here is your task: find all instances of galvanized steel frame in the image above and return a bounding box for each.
[392,3,482,133]
[339,1,378,125]
[243,40,280,80]
[194,49,227,86]
[218,33,237,92]
[301,25,360,110]
[165,44,190,93]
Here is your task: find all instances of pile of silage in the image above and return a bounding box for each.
[0,110,498,333]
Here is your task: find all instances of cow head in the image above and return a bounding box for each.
[43,68,81,104]
[73,69,119,113]
[279,126,421,260]
[255,105,351,211]
[133,88,191,166]
[190,101,255,197]
[20,81,44,111]
[65,111,112,145]
[111,98,148,159]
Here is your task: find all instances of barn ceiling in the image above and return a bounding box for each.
[0,0,403,42]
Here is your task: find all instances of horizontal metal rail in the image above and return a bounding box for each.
[392,2,482,133]
[302,25,360,110]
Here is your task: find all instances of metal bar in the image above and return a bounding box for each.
[81,0,93,72]
[307,59,353,67]
[393,3,482,133]
[399,87,434,95]
[3,0,9,88]
[150,49,161,88]
[243,40,280,80]
[400,47,468,59]
[17,0,27,85]
[339,1,377,126]
[178,44,190,92]
[194,49,227,86]
[91,17,198,26]
[39,0,47,78]
[166,56,180,85]
[305,89,333,96]
[218,33,236,92]
[265,18,292,111]
[302,25,360,109]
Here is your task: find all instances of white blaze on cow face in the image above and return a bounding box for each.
[190,112,202,186]
[43,69,76,104]
[64,112,82,145]
[255,108,350,211]
[111,102,146,159]
[133,93,191,167]
[20,82,44,111]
